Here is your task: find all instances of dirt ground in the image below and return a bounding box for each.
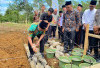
[0,23,59,68]
[0,23,99,68]
[0,23,30,68]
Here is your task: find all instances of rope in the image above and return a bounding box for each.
[59,30,82,48]
[0,56,26,61]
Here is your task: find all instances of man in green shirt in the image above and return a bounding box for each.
[28,21,47,58]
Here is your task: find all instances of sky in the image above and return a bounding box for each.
[0,0,91,15]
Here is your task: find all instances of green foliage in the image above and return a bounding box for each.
[1,0,99,23]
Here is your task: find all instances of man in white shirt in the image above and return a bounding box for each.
[82,1,97,55]
[57,11,64,42]
[50,9,58,39]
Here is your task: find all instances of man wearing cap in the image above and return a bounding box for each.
[93,9,100,60]
[62,5,67,14]
[28,21,48,58]
[63,1,81,53]
[57,11,64,42]
[40,8,54,43]
[82,1,97,54]
[61,5,67,43]
[75,4,83,46]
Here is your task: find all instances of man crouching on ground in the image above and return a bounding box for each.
[28,21,48,58]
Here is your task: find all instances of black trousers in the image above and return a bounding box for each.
[28,34,44,55]
[50,26,57,37]
[44,26,51,43]
[82,29,85,47]
[75,31,79,45]
[75,26,83,45]
[89,31,99,58]
[64,30,75,51]
[58,26,64,42]
[93,37,99,58]
[82,30,99,57]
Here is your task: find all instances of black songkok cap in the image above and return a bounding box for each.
[90,1,97,5]
[65,1,72,6]
[62,5,66,8]
[78,4,83,7]
[59,11,63,13]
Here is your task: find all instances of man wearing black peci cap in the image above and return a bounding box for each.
[63,1,81,53]
[57,11,64,42]
[75,4,84,47]
[40,8,54,43]
[62,5,67,14]
[28,21,48,58]
[82,0,97,57]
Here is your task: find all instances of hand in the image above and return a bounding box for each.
[93,28,99,34]
[83,24,87,31]
[45,28,48,31]
[68,28,71,32]
[35,42,39,47]
[94,26,98,29]
[62,28,64,33]
[32,44,37,52]
[76,28,79,32]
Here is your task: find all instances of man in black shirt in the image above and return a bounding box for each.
[40,8,54,43]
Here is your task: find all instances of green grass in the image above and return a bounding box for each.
[0,22,32,31]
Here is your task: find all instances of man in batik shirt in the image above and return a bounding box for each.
[63,1,81,53]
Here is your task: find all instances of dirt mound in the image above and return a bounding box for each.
[0,31,30,68]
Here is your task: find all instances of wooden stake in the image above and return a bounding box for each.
[89,33,100,39]
[83,24,89,55]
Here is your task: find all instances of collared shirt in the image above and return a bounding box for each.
[82,8,97,30]
[94,9,100,27]
[63,9,81,31]
[28,23,45,38]
[57,15,63,26]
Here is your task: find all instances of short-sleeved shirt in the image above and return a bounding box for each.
[28,23,45,38]
[40,12,53,22]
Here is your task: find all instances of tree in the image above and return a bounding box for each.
[0,14,3,23]
[46,0,52,7]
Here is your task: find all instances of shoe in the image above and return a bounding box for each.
[41,53,44,58]
[53,37,56,39]
[96,58,100,62]
[64,50,68,53]
[28,54,33,60]
[49,37,52,39]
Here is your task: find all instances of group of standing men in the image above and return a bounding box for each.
[28,0,100,61]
